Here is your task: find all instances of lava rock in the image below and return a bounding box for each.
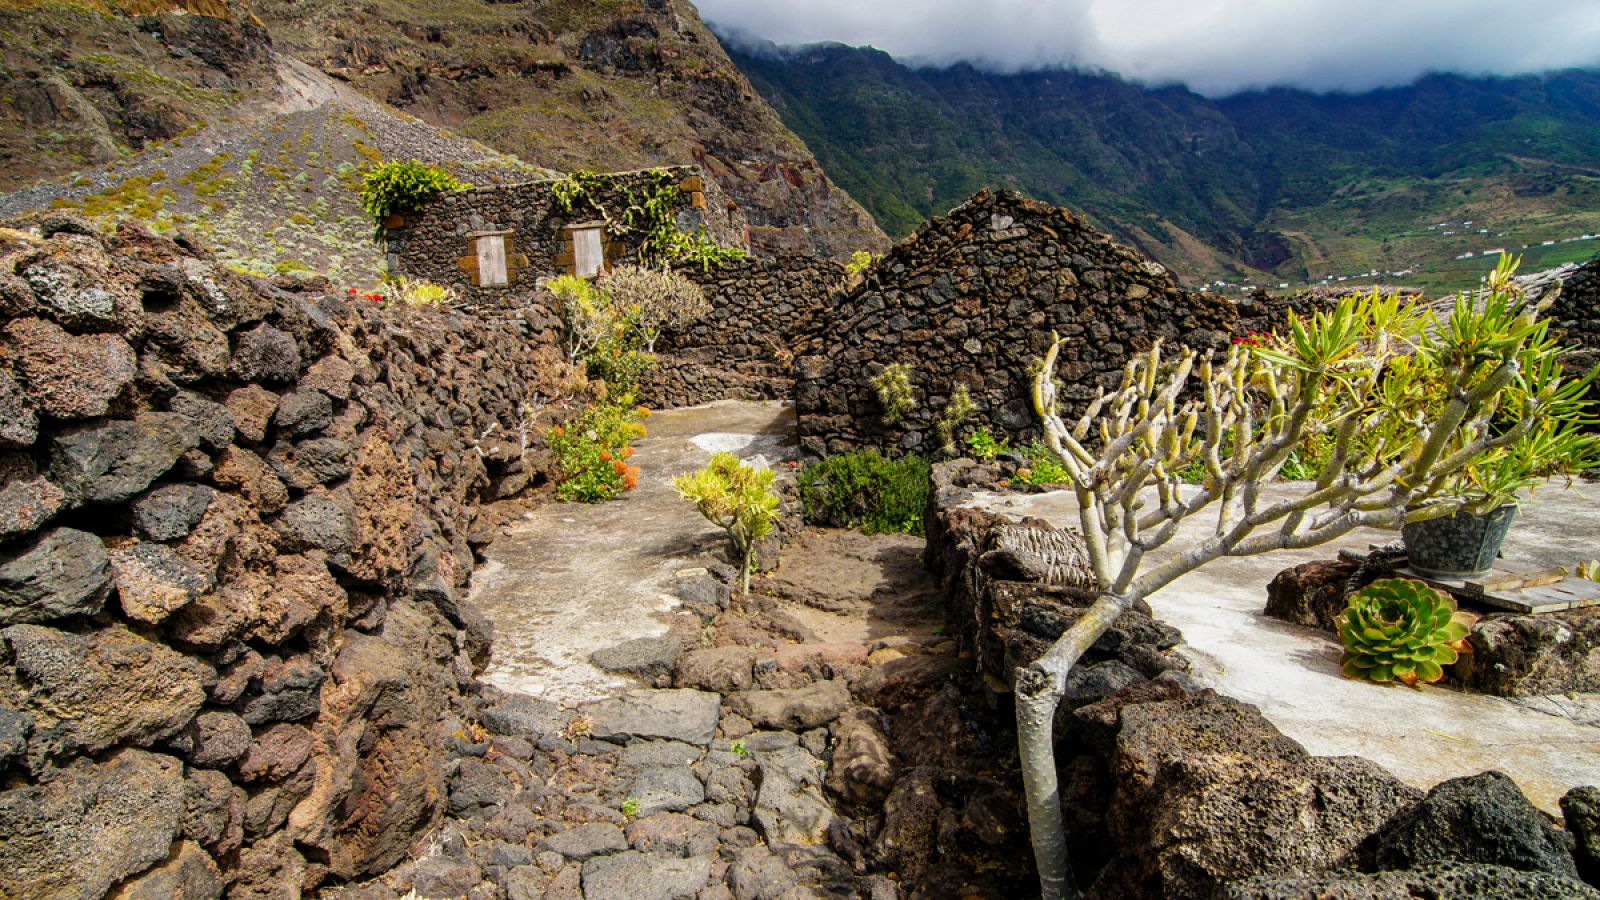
[0,370,37,447]
[585,689,721,747]
[1562,786,1600,887]
[480,692,573,739]
[132,483,216,542]
[109,541,213,625]
[1224,863,1600,899]
[1372,770,1580,878]
[186,710,252,768]
[629,766,705,816]
[50,412,200,505]
[540,823,629,861]
[753,746,834,847]
[273,389,334,437]
[272,494,353,557]
[4,317,135,419]
[230,323,301,383]
[580,850,712,900]
[592,635,682,681]
[729,679,851,731]
[674,646,758,693]
[0,748,185,899]
[0,527,111,625]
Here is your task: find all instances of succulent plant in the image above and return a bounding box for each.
[1338,578,1476,686]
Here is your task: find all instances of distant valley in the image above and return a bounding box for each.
[726,39,1600,292]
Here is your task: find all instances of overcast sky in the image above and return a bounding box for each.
[695,0,1600,97]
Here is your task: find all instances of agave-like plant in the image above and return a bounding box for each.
[1339,578,1476,686]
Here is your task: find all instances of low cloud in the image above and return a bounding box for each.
[695,0,1600,96]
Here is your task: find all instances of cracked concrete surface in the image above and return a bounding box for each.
[468,400,798,705]
[974,478,1600,814]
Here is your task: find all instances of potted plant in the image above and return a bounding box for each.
[1397,257,1600,579]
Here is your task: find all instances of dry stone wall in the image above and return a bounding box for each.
[0,215,578,897]
[383,166,745,308]
[640,254,845,408]
[793,189,1239,456]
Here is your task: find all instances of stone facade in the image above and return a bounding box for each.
[640,254,846,409]
[0,215,580,896]
[383,166,745,308]
[793,189,1240,456]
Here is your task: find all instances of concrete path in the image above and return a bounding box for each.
[468,400,798,705]
[975,479,1600,813]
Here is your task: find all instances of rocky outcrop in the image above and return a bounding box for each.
[0,216,579,896]
[795,189,1240,455]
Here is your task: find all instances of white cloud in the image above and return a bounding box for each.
[694,0,1600,96]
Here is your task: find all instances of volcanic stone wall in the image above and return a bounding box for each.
[640,254,846,408]
[793,189,1239,456]
[383,165,746,308]
[0,216,577,897]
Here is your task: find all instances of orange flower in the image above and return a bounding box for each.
[620,446,634,459]
[599,449,613,462]
[612,460,628,475]
[552,425,564,437]
[623,474,638,491]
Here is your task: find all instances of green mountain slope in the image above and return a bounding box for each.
[728,40,1600,290]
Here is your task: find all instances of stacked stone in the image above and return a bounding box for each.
[0,215,577,897]
[922,460,1600,898]
[384,165,746,308]
[639,254,846,408]
[793,189,1239,457]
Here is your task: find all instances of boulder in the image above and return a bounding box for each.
[826,708,896,807]
[273,494,354,558]
[1264,558,1357,632]
[0,527,111,625]
[629,765,705,816]
[752,746,834,847]
[1371,770,1580,878]
[592,635,682,681]
[132,483,215,542]
[230,322,301,382]
[109,541,213,625]
[480,692,573,739]
[50,412,200,505]
[4,317,135,419]
[274,389,334,437]
[268,436,352,489]
[540,823,629,861]
[580,850,712,900]
[0,748,185,900]
[0,623,206,764]
[1459,610,1600,696]
[166,391,235,451]
[186,710,252,768]
[1224,863,1600,899]
[729,679,852,731]
[585,689,722,746]
[0,466,65,539]
[182,768,245,856]
[624,812,719,857]
[674,646,758,693]
[1562,786,1600,887]
[1096,693,1422,899]
[225,384,280,443]
[0,369,38,447]
[109,840,223,900]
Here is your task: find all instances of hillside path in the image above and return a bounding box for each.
[467,400,798,704]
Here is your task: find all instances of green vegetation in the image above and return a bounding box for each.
[551,168,747,269]
[845,249,879,276]
[799,450,930,536]
[673,452,781,594]
[598,265,711,352]
[358,159,471,233]
[1338,578,1475,686]
[546,397,646,503]
[869,363,915,425]
[730,43,1600,290]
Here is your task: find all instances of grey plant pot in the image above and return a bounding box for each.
[1401,504,1518,580]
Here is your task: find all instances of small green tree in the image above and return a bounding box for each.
[1017,258,1599,899]
[599,265,711,352]
[673,452,781,594]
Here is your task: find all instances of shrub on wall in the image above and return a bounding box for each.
[359,160,470,234]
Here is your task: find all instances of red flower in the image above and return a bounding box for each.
[346,287,358,295]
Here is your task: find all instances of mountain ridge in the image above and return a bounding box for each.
[726,37,1600,290]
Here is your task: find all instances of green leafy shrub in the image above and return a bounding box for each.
[966,426,1009,461]
[1338,578,1475,686]
[551,169,748,269]
[547,398,647,502]
[845,249,880,276]
[799,450,930,535]
[1018,441,1071,486]
[380,276,458,309]
[549,274,656,390]
[359,160,469,233]
[870,363,916,425]
[673,452,781,593]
